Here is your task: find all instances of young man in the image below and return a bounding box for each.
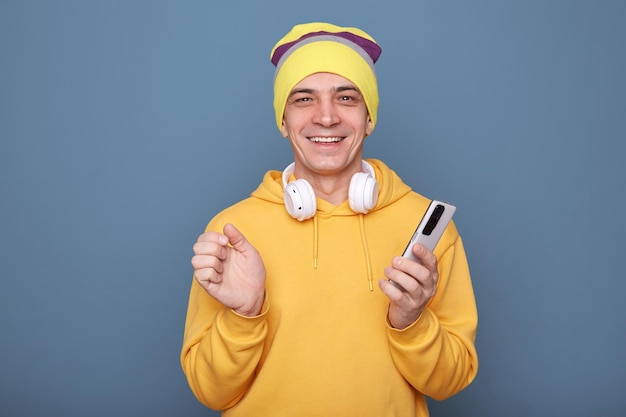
[181,22,478,416]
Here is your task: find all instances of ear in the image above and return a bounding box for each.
[280,120,289,138]
[365,116,373,137]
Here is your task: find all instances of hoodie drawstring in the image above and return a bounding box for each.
[311,213,374,291]
[358,214,374,291]
[313,215,319,269]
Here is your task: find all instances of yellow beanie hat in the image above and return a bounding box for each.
[270,22,382,132]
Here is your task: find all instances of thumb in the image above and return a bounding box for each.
[223,223,250,253]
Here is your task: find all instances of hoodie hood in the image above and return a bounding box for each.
[250,159,413,291]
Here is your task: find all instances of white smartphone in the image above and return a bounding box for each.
[390,200,456,291]
[401,200,456,263]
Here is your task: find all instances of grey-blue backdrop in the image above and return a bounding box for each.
[1,1,624,416]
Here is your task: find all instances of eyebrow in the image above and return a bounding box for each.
[288,85,361,98]
[335,86,361,94]
[288,88,315,97]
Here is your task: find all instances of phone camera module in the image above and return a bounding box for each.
[423,205,445,235]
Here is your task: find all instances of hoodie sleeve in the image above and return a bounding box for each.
[180,214,270,410]
[387,224,479,400]
[181,278,269,410]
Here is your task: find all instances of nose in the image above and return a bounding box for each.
[313,98,340,127]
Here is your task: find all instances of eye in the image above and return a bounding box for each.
[336,93,362,106]
[288,94,315,106]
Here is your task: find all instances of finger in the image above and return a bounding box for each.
[223,223,250,253]
[408,246,439,290]
[191,254,224,273]
[411,243,438,271]
[378,278,406,296]
[397,253,436,287]
[383,265,419,293]
[391,256,430,283]
[194,268,222,285]
[386,258,438,300]
[192,241,227,258]
[197,231,229,245]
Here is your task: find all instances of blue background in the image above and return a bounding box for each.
[1,1,625,416]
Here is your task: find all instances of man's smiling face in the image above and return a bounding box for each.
[281,72,372,182]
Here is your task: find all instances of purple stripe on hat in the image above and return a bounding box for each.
[271,30,382,67]
[273,34,377,81]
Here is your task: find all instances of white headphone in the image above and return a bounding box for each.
[281,160,379,221]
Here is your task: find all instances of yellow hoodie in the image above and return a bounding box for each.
[181,159,478,416]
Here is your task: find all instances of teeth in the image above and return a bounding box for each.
[309,136,342,143]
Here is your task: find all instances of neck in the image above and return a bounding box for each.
[295,161,365,206]
[308,175,351,206]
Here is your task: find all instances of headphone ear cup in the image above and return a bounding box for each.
[284,179,317,221]
[348,172,379,214]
